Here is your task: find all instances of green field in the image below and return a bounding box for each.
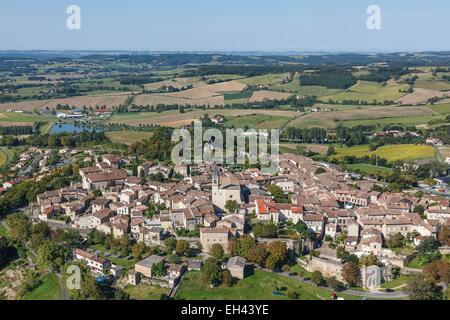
[105,131,154,145]
[332,144,436,162]
[224,114,290,129]
[175,270,359,300]
[280,143,328,155]
[322,81,409,103]
[347,163,393,175]
[340,115,447,128]
[124,283,168,300]
[428,103,450,114]
[239,73,288,86]
[0,112,56,123]
[273,82,342,97]
[22,273,61,300]
[0,148,16,166]
[108,109,299,128]
[414,73,450,91]
[224,91,253,101]
[288,104,436,129]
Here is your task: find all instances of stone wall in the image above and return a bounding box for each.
[303,256,344,281]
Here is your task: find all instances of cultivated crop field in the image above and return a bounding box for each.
[224,114,290,129]
[428,103,450,114]
[143,77,207,91]
[238,73,290,86]
[322,80,408,103]
[108,109,299,127]
[133,94,225,107]
[396,88,450,105]
[332,144,436,162]
[341,115,447,128]
[248,90,293,103]
[162,80,247,99]
[413,71,450,91]
[290,105,437,129]
[0,112,55,123]
[0,94,130,111]
[105,131,154,145]
[280,143,329,155]
[135,80,248,107]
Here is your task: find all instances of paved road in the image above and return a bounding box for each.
[267,269,409,299]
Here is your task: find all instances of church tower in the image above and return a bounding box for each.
[212,165,219,204]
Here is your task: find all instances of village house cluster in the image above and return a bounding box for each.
[30,151,450,290]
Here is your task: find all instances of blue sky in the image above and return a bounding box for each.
[1,0,449,52]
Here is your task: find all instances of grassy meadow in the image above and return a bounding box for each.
[105,131,154,145]
[175,270,360,300]
[322,80,409,103]
[124,283,168,300]
[332,144,436,162]
[22,273,61,300]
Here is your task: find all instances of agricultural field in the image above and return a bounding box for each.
[238,73,289,86]
[134,80,249,107]
[290,105,436,129]
[109,109,299,127]
[143,77,207,91]
[105,131,154,145]
[413,71,450,91]
[396,88,450,105]
[322,80,408,103]
[133,94,224,107]
[273,80,342,97]
[223,91,253,101]
[175,270,360,300]
[428,102,450,114]
[0,94,130,112]
[224,114,290,129]
[162,80,247,99]
[0,112,56,124]
[340,115,447,128]
[279,143,329,155]
[248,90,293,103]
[331,144,436,162]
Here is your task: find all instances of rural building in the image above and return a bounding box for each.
[227,256,247,279]
[134,255,165,278]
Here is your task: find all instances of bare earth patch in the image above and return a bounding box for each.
[0,94,130,111]
[162,80,247,99]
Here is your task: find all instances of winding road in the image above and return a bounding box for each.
[271,269,409,299]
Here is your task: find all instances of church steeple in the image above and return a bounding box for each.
[212,164,219,186]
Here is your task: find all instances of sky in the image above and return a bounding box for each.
[1,0,450,52]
